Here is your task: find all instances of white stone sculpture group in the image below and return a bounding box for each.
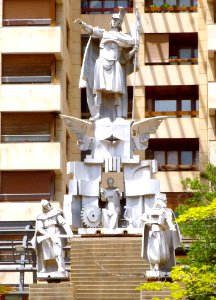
[31,199,73,279]
[33,7,181,279]
[141,193,181,276]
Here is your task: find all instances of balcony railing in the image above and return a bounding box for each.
[145,111,198,118]
[158,164,198,171]
[1,134,51,143]
[2,76,52,84]
[146,58,198,65]
[145,5,197,13]
[3,18,52,26]
[0,193,51,201]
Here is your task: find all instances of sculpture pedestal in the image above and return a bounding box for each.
[146,270,171,279]
[37,271,69,282]
[78,227,143,235]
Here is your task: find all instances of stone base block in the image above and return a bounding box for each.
[78,227,143,235]
[146,270,171,278]
[37,271,69,282]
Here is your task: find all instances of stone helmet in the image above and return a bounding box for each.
[41,199,50,207]
[112,7,125,24]
[155,193,167,208]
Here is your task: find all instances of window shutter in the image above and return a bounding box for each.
[145,34,169,63]
[2,113,52,135]
[2,54,54,77]
[0,171,54,201]
[1,113,53,142]
[3,0,55,25]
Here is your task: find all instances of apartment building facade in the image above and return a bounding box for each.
[0,0,80,290]
[0,0,215,298]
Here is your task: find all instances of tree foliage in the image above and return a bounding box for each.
[136,164,216,299]
[0,286,15,294]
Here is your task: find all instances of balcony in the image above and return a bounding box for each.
[128,65,199,86]
[81,9,197,34]
[208,82,216,114]
[0,202,60,221]
[143,11,197,33]
[209,141,216,166]
[154,170,198,192]
[144,0,197,12]
[145,5,197,13]
[150,118,199,139]
[208,24,216,57]
[0,84,61,112]
[0,143,62,170]
[0,27,63,58]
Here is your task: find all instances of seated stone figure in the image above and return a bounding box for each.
[100,177,122,229]
[31,199,73,275]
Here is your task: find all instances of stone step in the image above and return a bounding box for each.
[29,283,77,300]
[141,290,173,300]
[70,237,145,300]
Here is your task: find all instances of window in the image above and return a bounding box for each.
[81,86,133,119]
[66,75,71,105]
[81,0,133,14]
[2,54,55,83]
[169,33,198,65]
[0,113,55,143]
[145,85,199,117]
[145,33,198,65]
[81,35,90,63]
[66,20,70,49]
[146,138,199,171]
[148,0,196,5]
[0,171,54,201]
[166,192,191,211]
[145,34,169,64]
[3,0,55,26]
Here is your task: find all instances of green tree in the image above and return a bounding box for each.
[0,286,15,295]
[136,164,216,299]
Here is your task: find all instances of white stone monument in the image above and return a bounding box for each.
[61,6,181,276]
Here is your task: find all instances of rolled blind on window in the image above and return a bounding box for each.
[3,0,54,20]
[2,113,52,135]
[0,171,54,201]
[145,34,169,63]
[2,54,55,77]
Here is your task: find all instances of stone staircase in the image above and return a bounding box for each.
[70,236,148,300]
[29,283,77,300]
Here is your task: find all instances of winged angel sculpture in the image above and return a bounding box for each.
[61,115,166,157]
